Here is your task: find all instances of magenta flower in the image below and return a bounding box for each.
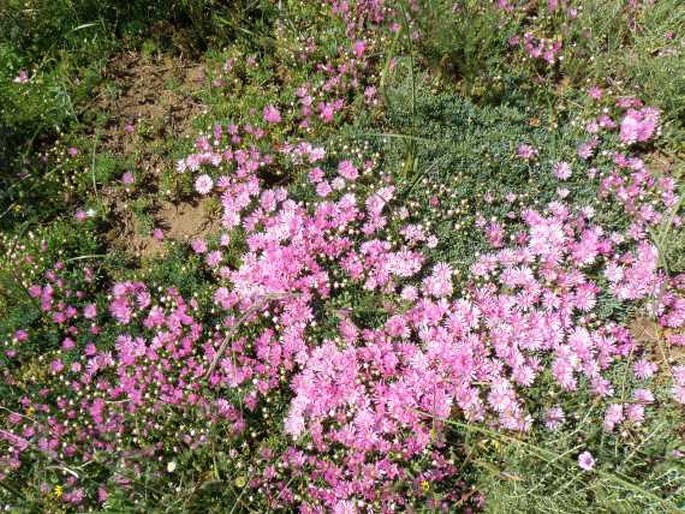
[205,250,223,268]
[316,180,332,197]
[544,406,565,431]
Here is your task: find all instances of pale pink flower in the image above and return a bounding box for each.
[195,174,214,195]
[578,451,595,471]
[263,105,281,124]
[552,161,572,180]
[633,359,658,380]
[543,406,565,431]
[121,171,135,185]
[83,304,97,320]
[587,86,603,101]
[13,70,29,83]
[517,144,538,160]
[191,238,207,254]
[338,160,358,181]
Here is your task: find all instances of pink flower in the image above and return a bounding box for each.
[316,181,332,197]
[308,167,324,184]
[334,499,357,514]
[632,388,654,404]
[352,40,366,58]
[587,86,603,101]
[422,263,453,297]
[121,171,135,185]
[319,102,335,122]
[578,451,595,471]
[195,174,214,195]
[13,70,29,84]
[626,404,645,425]
[191,238,208,254]
[603,403,624,432]
[338,160,359,181]
[544,406,565,431]
[672,385,685,404]
[552,161,572,180]
[633,359,658,380]
[205,250,223,268]
[517,144,538,160]
[620,107,660,145]
[83,304,97,320]
[263,105,281,124]
[50,359,64,374]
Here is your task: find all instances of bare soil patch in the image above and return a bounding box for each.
[93,52,214,259]
[629,316,685,380]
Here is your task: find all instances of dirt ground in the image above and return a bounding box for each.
[94,52,218,259]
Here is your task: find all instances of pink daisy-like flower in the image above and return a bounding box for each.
[333,499,357,514]
[578,451,595,471]
[83,304,97,320]
[263,105,281,124]
[338,160,359,181]
[308,167,324,184]
[205,250,223,268]
[603,403,624,432]
[195,174,214,195]
[121,171,135,185]
[632,388,655,404]
[543,406,565,431]
[191,238,208,254]
[552,161,572,180]
[587,85,603,101]
[633,359,658,380]
[13,70,29,84]
[316,181,332,198]
[620,107,660,145]
[673,385,685,404]
[352,40,366,58]
[517,143,538,160]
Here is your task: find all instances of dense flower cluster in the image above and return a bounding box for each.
[2,0,683,511]
[150,93,682,509]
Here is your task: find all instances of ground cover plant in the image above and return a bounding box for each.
[1,0,684,512]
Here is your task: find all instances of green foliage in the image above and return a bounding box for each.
[452,401,685,513]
